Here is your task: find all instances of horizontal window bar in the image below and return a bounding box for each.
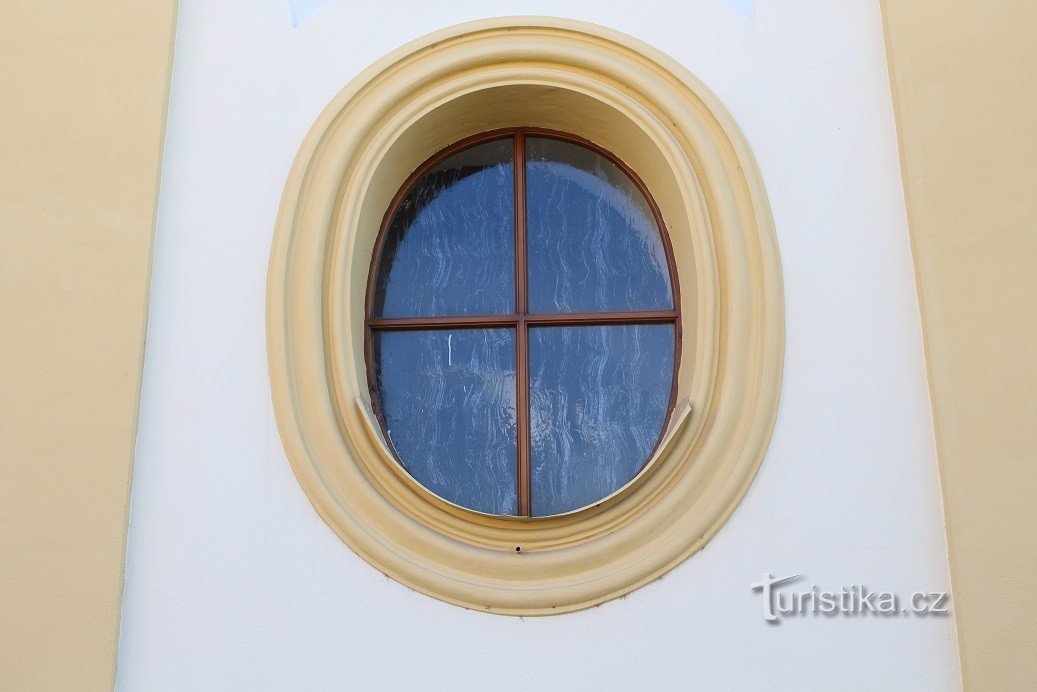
[368,314,518,330]
[367,310,679,331]
[524,310,679,326]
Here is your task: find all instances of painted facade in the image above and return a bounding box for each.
[2,1,1034,689]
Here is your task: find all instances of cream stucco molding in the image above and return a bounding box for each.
[267,17,783,614]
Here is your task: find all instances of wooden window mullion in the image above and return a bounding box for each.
[514,131,532,517]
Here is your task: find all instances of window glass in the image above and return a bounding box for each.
[526,137,672,314]
[373,328,518,515]
[529,324,674,515]
[373,139,514,317]
[369,131,678,517]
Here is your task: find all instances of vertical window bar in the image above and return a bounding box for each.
[514,131,532,517]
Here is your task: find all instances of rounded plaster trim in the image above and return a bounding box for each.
[267,17,783,615]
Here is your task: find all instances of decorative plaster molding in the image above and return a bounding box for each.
[267,17,783,614]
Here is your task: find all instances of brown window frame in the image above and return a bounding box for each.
[364,127,682,517]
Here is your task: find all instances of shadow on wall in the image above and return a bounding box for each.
[287,0,755,27]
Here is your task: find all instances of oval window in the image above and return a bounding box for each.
[366,129,680,517]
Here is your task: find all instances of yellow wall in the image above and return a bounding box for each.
[882,1,1037,687]
[0,2,177,689]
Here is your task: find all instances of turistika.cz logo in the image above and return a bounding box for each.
[751,573,951,622]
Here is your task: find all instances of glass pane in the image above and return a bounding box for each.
[373,139,514,317]
[529,324,674,516]
[373,328,517,515]
[526,137,673,313]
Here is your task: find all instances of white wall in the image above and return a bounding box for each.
[119,1,959,688]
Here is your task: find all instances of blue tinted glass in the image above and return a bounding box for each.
[529,324,674,516]
[526,137,672,313]
[373,328,517,515]
[373,139,514,317]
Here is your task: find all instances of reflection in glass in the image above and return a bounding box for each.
[526,137,673,314]
[529,324,674,516]
[373,139,514,317]
[373,328,517,515]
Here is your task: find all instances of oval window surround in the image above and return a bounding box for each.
[267,18,784,615]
